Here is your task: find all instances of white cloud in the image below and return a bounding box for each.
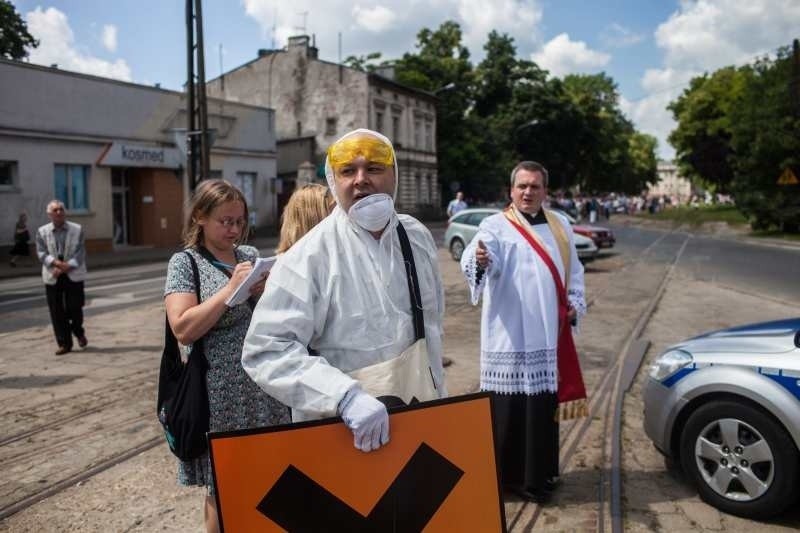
[25,7,131,81]
[101,24,118,53]
[352,5,397,33]
[600,23,643,48]
[455,0,543,54]
[624,0,800,159]
[240,0,545,63]
[531,33,610,77]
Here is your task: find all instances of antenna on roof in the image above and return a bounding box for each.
[295,11,308,33]
[271,7,277,49]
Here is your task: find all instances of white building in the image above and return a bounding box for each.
[0,58,278,251]
[206,35,440,215]
[650,160,693,203]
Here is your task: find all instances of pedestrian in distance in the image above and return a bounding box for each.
[275,183,335,254]
[460,161,588,504]
[243,128,447,453]
[35,200,88,355]
[9,212,31,267]
[164,179,290,533]
[447,190,468,217]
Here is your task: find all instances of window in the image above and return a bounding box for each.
[231,171,257,225]
[54,164,89,210]
[0,160,17,187]
[325,117,337,136]
[414,119,421,148]
[392,115,401,142]
[424,122,433,151]
[375,111,384,133]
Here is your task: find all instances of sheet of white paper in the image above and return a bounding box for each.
[224,256,277,306]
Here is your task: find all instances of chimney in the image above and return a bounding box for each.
[257,48,270,57]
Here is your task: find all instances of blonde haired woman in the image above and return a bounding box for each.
[276,183,334,253]
[163,180,289,533]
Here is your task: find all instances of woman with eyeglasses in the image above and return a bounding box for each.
[163,179,290,533]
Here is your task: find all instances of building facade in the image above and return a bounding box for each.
[650,160,693,203]
[0,59,278,251]
[206,35,440,215]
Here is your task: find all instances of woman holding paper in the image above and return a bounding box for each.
[163,179,290,533]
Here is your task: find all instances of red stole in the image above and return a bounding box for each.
[504,211,588,419]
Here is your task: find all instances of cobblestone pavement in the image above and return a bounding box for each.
[1,235,798,531]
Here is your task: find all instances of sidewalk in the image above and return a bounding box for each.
[0,235,280,281]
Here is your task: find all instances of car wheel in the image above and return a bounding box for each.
[679,400,799,518]
[450,238,465,261]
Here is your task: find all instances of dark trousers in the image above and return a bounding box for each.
[45,276,85,349]
[492,392,559,492]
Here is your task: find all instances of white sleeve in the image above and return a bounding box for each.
[566,224,587,325]
[242,260,357,418]
[460,223,501,306]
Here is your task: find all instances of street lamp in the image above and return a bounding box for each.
[433,82,456,95]
[515,119,540,133]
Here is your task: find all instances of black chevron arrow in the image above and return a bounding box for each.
[256,442,464,532]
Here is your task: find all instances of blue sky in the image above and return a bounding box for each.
[11,1,800,159]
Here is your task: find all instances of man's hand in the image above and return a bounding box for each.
[567,305,577,321]
[339,388,390,452]
[476,240,489,268]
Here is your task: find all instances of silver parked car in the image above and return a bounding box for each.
[443,207,598,262]
[643,318,800,518]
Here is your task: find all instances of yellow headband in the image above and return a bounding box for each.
[327,136,394,170]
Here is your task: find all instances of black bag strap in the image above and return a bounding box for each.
[183,251,206,356]
[396,222,425,341]
[195,246,233,279]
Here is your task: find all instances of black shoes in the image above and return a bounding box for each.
[55,346,71,355]
[78,335,88,348]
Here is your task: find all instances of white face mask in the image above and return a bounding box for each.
[348,193,394,232]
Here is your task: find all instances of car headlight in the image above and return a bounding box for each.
[648,349,693,381]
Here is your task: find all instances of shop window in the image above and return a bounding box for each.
[54,164,89,210]
[0,161,17,188]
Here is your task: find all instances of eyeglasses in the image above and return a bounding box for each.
[216,217,246,228]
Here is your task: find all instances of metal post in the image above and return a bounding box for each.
[195,0,210,181]
[185,0,197,192]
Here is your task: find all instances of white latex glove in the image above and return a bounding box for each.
[338,387,390,452]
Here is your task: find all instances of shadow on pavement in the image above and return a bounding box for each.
[0,374,81,389]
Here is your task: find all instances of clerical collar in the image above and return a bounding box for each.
[521,208,547,225]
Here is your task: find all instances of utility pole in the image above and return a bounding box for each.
[792,39,799,119]
[185,0,210,192]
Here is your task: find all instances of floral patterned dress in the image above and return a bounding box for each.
[164,245,291,493]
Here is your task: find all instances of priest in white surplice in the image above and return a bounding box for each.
[461,161,587,503]
[242,129,447,453]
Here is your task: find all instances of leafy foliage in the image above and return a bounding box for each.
[0,0,38,60]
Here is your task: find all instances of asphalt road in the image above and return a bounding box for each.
[0,223,797,336]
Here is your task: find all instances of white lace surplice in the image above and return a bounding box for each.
[460,210,586,395]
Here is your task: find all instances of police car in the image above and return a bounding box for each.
[643,318,800,518]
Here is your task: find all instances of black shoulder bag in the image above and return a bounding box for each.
[157,251,211,461]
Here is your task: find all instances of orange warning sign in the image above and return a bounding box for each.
[777,167,799,185]
[208,393,505,532]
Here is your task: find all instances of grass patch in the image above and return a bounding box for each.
[636,205,748,227]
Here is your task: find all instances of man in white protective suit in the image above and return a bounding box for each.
[242,128,447,452]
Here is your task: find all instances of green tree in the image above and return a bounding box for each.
[343,52,384,72]
[667,67,750,193]
[394,21,482,202]
[729,47,800,231]
[0,0,38,60]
